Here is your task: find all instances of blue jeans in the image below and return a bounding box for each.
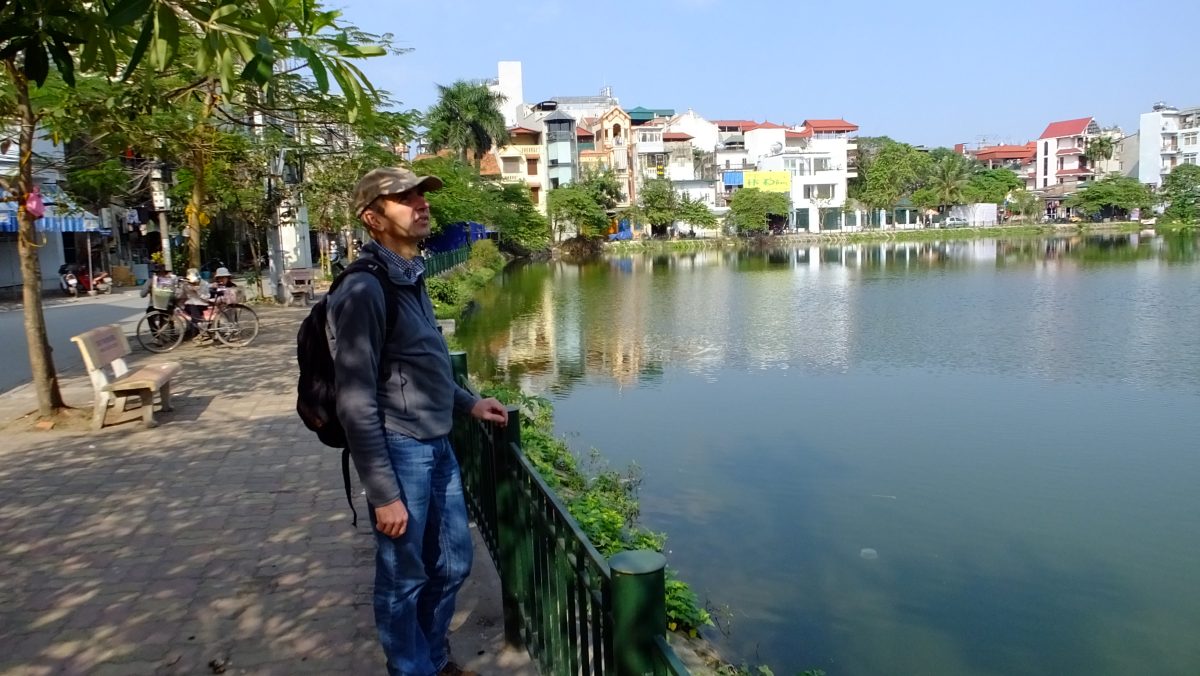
[369,433,473,676]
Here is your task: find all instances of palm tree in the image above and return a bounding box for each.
[423,81,507,170]
[1084,136,1115,177]
[927,154,972,210]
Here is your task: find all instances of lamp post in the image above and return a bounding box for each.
[267,149,288,303]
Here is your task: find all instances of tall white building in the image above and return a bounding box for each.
[747,119,860,232]
[1136,102,1200,189]
[487,61,525,128]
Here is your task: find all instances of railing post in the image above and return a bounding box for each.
[449,350,467,385]
[496,405,525,647]
[610,550,668,676]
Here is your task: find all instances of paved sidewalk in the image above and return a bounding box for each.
[0,306,535,675]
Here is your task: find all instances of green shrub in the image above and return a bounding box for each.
[468,238,505,271]
[425,276,465,307]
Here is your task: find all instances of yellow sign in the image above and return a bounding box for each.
[743,171,791,193]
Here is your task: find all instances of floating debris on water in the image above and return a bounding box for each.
[860,548,879,560]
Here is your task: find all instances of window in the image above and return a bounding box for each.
[1184,154,1198,165]
[803,184,835,200]
[813,157,831,172]
[1043,141,1049,155]
[1184,134,1198,146]
[530,187,540,203]
[502,157,520,174]
[527,158,538,176]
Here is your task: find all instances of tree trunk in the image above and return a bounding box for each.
[6,60,66,416]
[187,149,205,270]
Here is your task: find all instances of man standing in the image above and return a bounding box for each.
[328,167,508,676]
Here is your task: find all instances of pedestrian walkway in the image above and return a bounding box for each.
[0,305,535,675]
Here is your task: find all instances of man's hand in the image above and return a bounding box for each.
[471,397,509,427]
[374,500,409,538]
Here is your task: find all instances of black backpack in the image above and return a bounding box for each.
[296,259,397,526]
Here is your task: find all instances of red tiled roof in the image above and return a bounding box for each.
[577,126,594,137]
[663,132,693,141]
[713,119,758,130]
[802,118,859,132]
[1039,117,1092,139]
[745,121,788,131]
[509,125,540,135]
[1056,167,1094,176]
[1056,147,1083,155]
[785,129,812,139]
[975,144,1035,161]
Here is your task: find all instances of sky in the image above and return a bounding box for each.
[333,0,1199,148]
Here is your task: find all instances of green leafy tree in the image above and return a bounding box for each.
[676,193,717,231]
[727,188,790,234]
[925,153,973,210]
[1065,176,1153,219]
[1,0,384,417]
[1161,164,1200,225]
[630,179,678,237]
[1009,188,1043,222]
[424,80,507,170]
[488,182,550,255]
[853,140,929,219]
[547,183,608,240]
[575,168,623,211]
[965,168,1023,205]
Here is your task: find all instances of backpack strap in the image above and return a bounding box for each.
[328,258,400,528]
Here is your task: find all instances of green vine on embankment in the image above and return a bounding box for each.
[478,384,712,635]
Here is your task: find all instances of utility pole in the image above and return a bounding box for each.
[151,163,172,272]
[267,148,288,303]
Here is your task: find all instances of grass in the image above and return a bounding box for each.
[603,223,1150,253]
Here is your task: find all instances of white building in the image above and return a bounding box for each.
[747,119,860,232]
[1136,102,1200,189]
[487,61,526,128]
[1036,116,1099,189]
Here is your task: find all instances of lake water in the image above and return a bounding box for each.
[455,234,1200,676]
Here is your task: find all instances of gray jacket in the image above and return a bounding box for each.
[327,242,478,506]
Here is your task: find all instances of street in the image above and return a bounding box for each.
[0,288,148,394]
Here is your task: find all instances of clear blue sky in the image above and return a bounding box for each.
[334,0,1199,148]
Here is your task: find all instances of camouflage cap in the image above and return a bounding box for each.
[352,167,444,217]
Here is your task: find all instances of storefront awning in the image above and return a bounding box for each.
[0,190,101,233]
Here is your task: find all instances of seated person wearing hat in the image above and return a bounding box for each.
[208,266,237,302]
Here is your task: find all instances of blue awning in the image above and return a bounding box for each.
[0,190,100,233]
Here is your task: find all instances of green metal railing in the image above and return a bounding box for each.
[425,246,470,277]
[450,352,690,676]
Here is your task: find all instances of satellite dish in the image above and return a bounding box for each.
[770,142,783,154]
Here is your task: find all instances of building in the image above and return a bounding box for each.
[1033,116,1121,189]
[748,119,861,232]
[960,142,1038,189]
[1136,102,1200,189]
[486,61,526,128]
[1,127,94,288]
[494,122,547,212]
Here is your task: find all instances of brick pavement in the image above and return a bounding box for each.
[0,306,535,675]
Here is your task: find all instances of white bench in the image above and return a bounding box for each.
[70,324,182,430]
[285,268,316,306]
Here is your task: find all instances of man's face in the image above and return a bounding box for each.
[366,189,431,242]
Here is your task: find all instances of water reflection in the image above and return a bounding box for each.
[459,234,1200,395]
[455,233,1200,675]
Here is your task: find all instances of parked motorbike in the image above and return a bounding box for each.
[58,264,90,297]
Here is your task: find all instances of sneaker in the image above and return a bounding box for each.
[438,663,478,676]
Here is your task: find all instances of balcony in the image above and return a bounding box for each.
[1161,145,1180,154]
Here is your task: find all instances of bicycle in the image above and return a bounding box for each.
[136,289,260,353]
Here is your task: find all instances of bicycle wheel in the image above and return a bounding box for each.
[136,311,186,353]
[214,304,260,347]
